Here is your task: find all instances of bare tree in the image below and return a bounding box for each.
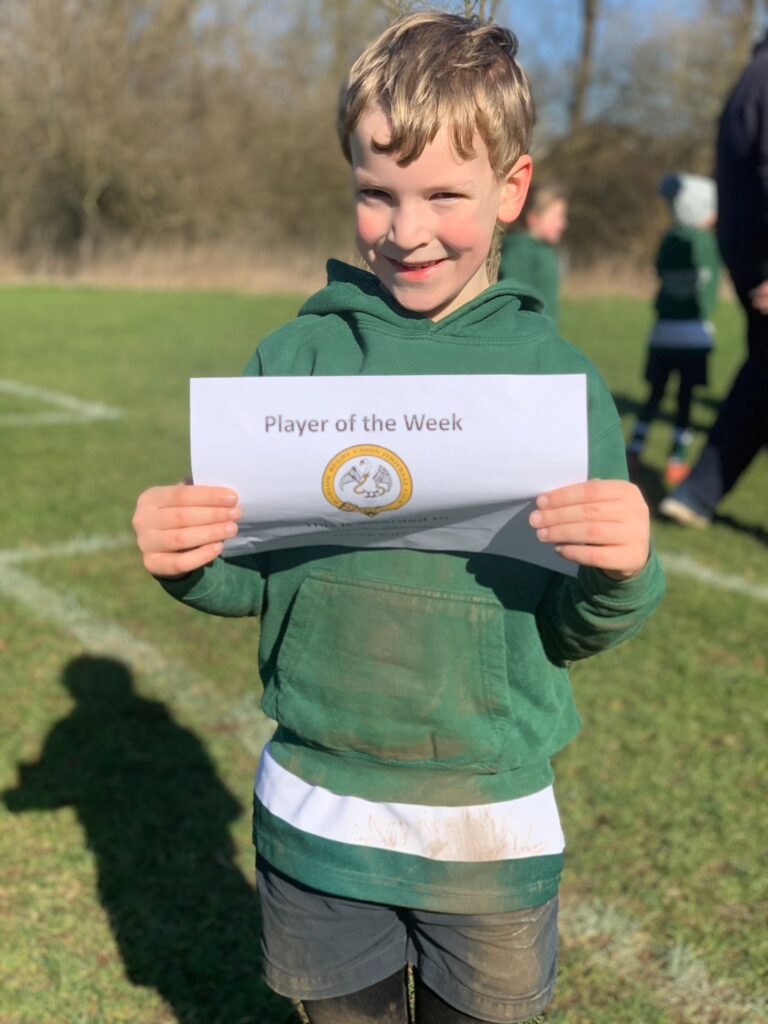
[0,0,755,272]
[534,0,754,266]
[381,1,502,18]
[381,0,416,15]
[707,0,761,68]
[569,0,599,132]
[463,0,502,19]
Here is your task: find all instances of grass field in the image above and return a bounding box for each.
[1,285,766,1024]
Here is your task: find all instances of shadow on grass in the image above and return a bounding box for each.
[611,391,722,431]
[628,462,668,510]
[3,655,296,1024]
[708,513,768,546]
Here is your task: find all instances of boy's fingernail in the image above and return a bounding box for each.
[229,508,242,520]
[536,528,549,540]
[224,493,238,505]
[529,511,542,526]
[537,495,549,508]
[225,522,238,536]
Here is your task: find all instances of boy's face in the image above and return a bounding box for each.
[350,105,531,321]
[527,199,568,246]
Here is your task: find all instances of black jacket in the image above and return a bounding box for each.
[716,38,768,285]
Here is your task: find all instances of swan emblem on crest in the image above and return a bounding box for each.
[339,458,393,498]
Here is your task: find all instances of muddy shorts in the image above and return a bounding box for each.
[256,856,558,1023]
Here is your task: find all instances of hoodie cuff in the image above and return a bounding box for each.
[156,563,216,603]
[577,549,665,609]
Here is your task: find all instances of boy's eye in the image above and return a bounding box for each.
[359,188,390,201]
[432,192,463,201]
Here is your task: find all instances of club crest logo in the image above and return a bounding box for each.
[322,445,413,517]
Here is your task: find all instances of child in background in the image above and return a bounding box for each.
[627,173,720,486]
[133,13,663,1023]
[498,183,568,322]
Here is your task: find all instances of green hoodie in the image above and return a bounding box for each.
[162,261,664,913]
[654,225,721,322]
[498,231,561,323]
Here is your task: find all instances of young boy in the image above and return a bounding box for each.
[627,173,720,486]
[498,183,569,323]
[133,13,663,1023]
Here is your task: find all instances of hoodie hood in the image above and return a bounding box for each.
[299,260,545,337]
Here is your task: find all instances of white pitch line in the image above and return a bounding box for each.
[0,533,134,567]
[0,562,274,756]
[0,377,123,424]
[0,412,116,426]
[662,551,768,601]
[0,534,133,566]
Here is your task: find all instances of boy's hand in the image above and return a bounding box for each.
[132,484,241,579]
[529,479,650,580]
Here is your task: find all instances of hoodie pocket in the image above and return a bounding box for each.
[276,572,511,771]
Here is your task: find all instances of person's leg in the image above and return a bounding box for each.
[702,355,767,491]
[664,376,696,486]
[408,896,558,1023]
[302,969,408,1024]
[302,971,545,1024]
[672,377,694,441]
[663,355,768,519]
[627,374,669,458]
[413,975,545,1023]
[661,284,768,523]
[256,856,407,1013]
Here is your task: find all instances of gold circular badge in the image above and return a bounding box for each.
[322,445,413,517]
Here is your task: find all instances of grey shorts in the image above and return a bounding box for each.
[256,857,558,1024]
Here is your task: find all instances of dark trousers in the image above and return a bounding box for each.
[675,279,768,514]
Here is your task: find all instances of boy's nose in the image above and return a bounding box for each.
[388,205,431,251]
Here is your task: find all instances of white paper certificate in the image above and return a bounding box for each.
[190,374,588,575]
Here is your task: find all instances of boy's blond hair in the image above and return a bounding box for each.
[338,11,534,178]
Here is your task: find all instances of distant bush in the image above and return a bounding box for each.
[0,0,756,269]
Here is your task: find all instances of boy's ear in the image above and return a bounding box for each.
[497,155,533,224]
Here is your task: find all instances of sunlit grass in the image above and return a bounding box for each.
[1,286,765,1023]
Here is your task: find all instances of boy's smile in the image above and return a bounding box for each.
[350,106,530,321]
